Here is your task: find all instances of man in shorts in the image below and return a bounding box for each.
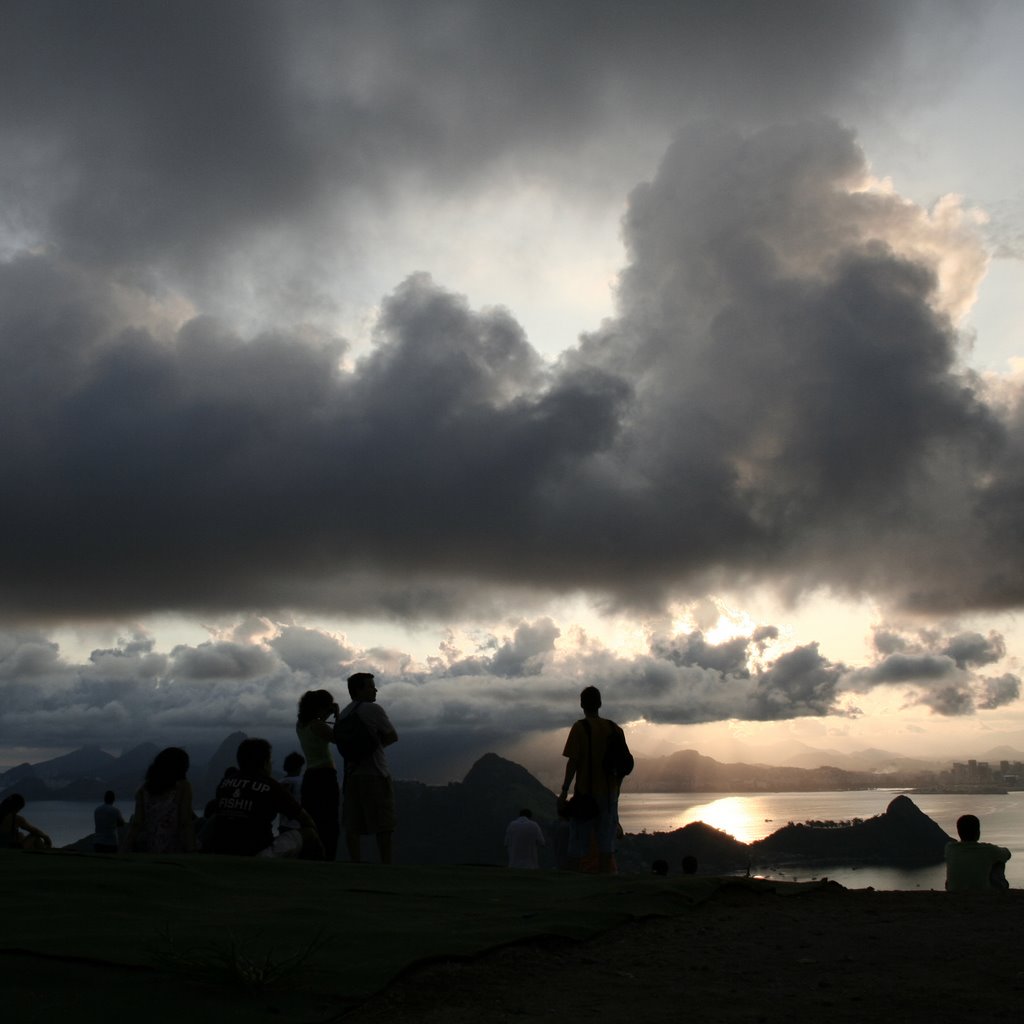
[559,686,624,874]
[338,672,399,864]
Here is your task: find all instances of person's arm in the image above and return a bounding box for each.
[371,705,399,746]
[560,759,577,801]
[15,815,51,845]
[560,721,582,801]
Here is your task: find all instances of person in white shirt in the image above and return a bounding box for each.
[505,808,545,869]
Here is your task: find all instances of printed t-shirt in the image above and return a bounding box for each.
[210,772,303,856]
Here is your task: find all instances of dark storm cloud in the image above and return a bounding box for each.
[0,1,953,290]
[0,257,628,615]
[571,119,1007,606]
[0,2,1020,624]
[747,644,845,719]
[1,111,1022,620]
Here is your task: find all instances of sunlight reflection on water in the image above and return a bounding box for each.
[618,789,1024,889]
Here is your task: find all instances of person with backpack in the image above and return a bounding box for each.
[335,672,399,864]
[558,685,633,874]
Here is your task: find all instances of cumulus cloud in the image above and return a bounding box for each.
[914,684,976,717]
[268,626,354,678]
[1,616,1014,777]
[853,624,1021,716]
[978,673,1022,710]
[941,631,1006,669]
[650,631,751,676]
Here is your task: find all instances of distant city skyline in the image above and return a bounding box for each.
[3,2,1024,774]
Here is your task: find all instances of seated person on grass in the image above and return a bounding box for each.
[207,738,321,858]
[944,814,1011,892]
[0,794,52,850]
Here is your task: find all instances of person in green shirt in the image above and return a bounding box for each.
[944,814,1011,892]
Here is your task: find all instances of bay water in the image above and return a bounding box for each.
[618,788,1024,890]
[19,790,1024,890]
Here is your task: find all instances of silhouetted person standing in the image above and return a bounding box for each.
[945,813,1011,891]
[337,672,399,864]
[296,689,341,860]
[559,685,632,874]
[93,790,125,853]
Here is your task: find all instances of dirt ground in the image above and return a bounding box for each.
[339,883,1024,1024]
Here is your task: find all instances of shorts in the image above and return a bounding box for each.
[567,794,619,857]
[343,773,396,835]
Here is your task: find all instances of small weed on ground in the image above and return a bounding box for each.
[150,924,331,991]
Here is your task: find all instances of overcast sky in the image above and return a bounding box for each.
[3,1,1024,780]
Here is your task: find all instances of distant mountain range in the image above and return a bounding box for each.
[0,736,246,806]
[4,737,1019,808]
[622,748,938,793]
[628,740,1024,776]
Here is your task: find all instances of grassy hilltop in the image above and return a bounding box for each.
[2,850,1021,1023]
